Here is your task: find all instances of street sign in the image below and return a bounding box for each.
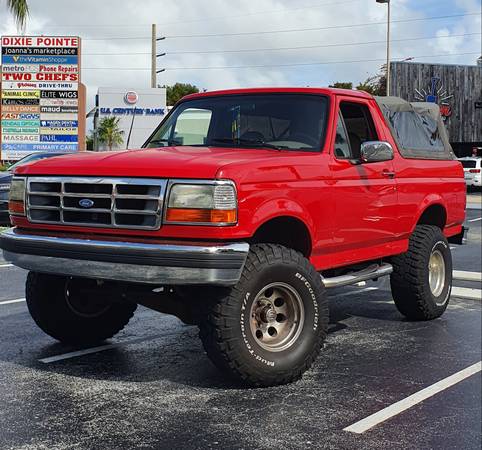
[1,35,81,160]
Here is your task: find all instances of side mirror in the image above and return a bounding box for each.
[360,141,394,163]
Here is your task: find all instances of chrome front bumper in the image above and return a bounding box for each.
[0,228,250,286]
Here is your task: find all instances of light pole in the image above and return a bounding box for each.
[376,0,391,96]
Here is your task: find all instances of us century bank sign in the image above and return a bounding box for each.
[99,107,165,116]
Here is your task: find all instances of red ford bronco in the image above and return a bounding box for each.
[1,88,467,386]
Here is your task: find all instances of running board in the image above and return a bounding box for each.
[321,263,393,289]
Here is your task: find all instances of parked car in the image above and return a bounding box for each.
[0,153,67,225]
[458,157,482,189]
[0,88,466,386]
[0,173,11,225]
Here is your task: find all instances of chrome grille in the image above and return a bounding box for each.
[26,177,167,230]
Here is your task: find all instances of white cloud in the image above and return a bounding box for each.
[0,0,479,112]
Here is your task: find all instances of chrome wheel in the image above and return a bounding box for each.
[428,249,446,299]
[249,282,304,352]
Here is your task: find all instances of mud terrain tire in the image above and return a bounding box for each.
[390,225,452,320]
[26,272,137,345]
[199,244,329,387]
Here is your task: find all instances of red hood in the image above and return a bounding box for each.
[14,146,282,179]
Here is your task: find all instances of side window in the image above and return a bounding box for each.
[334,113,352,159]
[339,102,378,158]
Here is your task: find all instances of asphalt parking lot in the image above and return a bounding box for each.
[0,207,480,450]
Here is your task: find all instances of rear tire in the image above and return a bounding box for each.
[199,244,329,387]
[390,225,452,320]
[26,272,137,345]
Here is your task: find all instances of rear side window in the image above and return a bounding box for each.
[375,97,455,160]
[386,110,445,153]
[460,160,477,169]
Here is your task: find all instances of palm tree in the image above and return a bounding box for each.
[6,0,29,30]
[97,117,124,151]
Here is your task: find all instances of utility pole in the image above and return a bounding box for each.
[151,24,157,88]
[376,0,391,96]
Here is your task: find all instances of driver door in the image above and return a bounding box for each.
[329,97,399,267]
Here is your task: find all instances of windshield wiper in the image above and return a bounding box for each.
[146,138,181,147]
[210,137,287,150]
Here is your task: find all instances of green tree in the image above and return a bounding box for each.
[160,83,200,106]
[329,66,388,96]
[86,132,94,151]
[356,65,387,96]
[6,0,29,29]
[97,117,124,151]
[328,82,353,89]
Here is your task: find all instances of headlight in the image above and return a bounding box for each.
[166,181,237,225]
[8,178,26,216]
[0,184,10,192]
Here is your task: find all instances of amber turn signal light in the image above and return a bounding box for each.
[166,208,237,224]
[8,178,26,216]
[8,200,25,215]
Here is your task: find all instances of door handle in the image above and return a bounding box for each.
[382,170,396,179]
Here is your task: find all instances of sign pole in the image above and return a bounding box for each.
[151,24,157,88]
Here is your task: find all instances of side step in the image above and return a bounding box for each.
[321,263,393,289]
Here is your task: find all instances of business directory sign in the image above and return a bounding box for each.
[1,36,80,160]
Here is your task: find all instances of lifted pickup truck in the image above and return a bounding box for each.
[1,88,466,386]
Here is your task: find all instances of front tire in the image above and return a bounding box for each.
[199,244,329,387]
[390,225,452,320]
[26,272,137,345]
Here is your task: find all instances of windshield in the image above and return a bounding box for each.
[144,94,328,151]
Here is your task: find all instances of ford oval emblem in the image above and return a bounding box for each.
[79,198,94,209]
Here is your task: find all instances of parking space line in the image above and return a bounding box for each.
[451,286,482,300]
[453,270,482,282]
[344,361,482,434]
[0,297,26,305]
[39,332,178,364]
[0,263,14,268]
[468,217,482,222]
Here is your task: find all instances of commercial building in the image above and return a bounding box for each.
[390,59,482,157]
[93,87,167,150]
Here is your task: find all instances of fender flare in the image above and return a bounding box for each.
[412,194,448,232]
[249,198,316,243]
